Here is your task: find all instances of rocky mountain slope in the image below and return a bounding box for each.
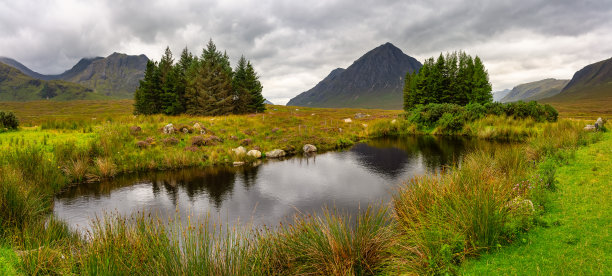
[287,42,422,109]
[0,62,105,101]
[0,53,148,99]
[500,78,569,102]
[547,57,612,101]
[492,89,511,102]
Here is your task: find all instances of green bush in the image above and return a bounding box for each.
[0,111,19,130]
[437,113,465,133]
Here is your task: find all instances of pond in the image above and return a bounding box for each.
[54,136,500,231]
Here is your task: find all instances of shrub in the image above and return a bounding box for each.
[436,113,464,133]
[0,111,19,130]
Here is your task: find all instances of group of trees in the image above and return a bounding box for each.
[134,40,265,116]
[403,51,492,110]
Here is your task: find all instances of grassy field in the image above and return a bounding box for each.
[460,132,612,275]
[0,100,606,274]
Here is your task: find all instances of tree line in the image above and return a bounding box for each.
[134,39,265,116]
[403,51,492,110]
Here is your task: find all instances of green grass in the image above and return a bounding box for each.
[460,132,612,275]
[0,246,19,275]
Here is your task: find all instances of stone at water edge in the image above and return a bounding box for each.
[247,150,262,158]
[233,161,245,166]
[303,144,317,153]
[232,146,247,156]
[163,123,175,134]
[266,149,286,158]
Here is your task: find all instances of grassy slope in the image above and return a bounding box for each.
[460,132,612,275]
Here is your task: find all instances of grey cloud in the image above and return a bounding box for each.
[0,0,611,103]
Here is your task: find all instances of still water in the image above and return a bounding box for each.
[54,136,497,231]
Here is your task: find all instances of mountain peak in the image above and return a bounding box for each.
[287,43,422,109]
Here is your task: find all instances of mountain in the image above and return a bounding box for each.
[264,99,274,105]
[0,53,148,99]
[500,78,569,103]
[547,57,612,101]
[287,42,422,109]
[0,62,106,101]
[492,89,511,102]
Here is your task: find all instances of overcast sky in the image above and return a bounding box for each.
[1,0,611,104]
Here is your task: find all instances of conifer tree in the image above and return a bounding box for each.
[134,60,161,114]
[244,61,265,113]
[231,56,251,114]
[470,56,493,104]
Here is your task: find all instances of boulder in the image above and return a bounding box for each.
[595,117,604,130]
[303,144,317,153]
[163,123,175,134]
[193,123,201,130]
[266,149,286,158]
[232,146,247,156]
[354,113,369,119]
[343,118,352,123]
[247,150,262,158]
[584,124,596,131]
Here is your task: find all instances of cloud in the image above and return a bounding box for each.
[0,0,611,104]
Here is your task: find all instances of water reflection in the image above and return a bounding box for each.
[54,136,500,231]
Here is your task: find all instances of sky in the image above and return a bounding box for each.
[1,0,611,105]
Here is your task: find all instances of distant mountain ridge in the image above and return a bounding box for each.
[500,78,569,103]
[287,42,422,109]
[548,57,612,101]
[0,53,148,99]
[492,89,511,102]
[0,62,106,101]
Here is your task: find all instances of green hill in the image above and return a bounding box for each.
[0,62,107,101]
[500,78,569,102]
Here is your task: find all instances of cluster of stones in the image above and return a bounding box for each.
[584,117,605,131]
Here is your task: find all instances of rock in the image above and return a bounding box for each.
[595,117,604,130]
[391,119,397,124]
[303,144,317,153]
[193,123,201,130]
[343,118,352,123]
[191,136,205,146]
[584,124,596,131]
[233,161,245,166]
[241,138,253,146]
[247,150,262,158]
[129,126,141,135]
[354,113,369,119]
[266,149,286,158]
[200,128,207,134]
[163,123,175,134]
[232,146,247,156]
[182,127,190,134]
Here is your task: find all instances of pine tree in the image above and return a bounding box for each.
[244,61,265,113]
[159,46,183,115]
[134,60,161,114]
[470,56,493,104]
[403,70,413,111]
[232,56,251,114]
[175,47,196,113]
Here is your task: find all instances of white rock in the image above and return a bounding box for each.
[232,146,247,156]
[303,144,317,153]
[584,124,596,131]
[247,150,262,158]
[233,161,245,166]
[163,123,174,134]
[266,149,286,158]
[343,118,352,123]
[391,119,397,124]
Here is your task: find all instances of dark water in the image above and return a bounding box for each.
[54,136,499,231]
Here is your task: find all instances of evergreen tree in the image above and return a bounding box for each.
[403,70,413,111]
[134,60,162,114]
[159,47,183,115]
[231,56,251,114]
[470,56,493,104]
[244,61,265,113]
[175,47,196,112]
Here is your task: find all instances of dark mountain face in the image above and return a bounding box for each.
[0,53,148,99]
[553,57,612,100]
[287,42,422,109]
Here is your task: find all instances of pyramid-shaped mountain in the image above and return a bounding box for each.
[287,42,422,109]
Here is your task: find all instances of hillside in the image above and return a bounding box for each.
[0,53,148,99]
[0,62,106,101]
[287,42,422,109]
[492,89,511,102]
[500,78,569,102]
